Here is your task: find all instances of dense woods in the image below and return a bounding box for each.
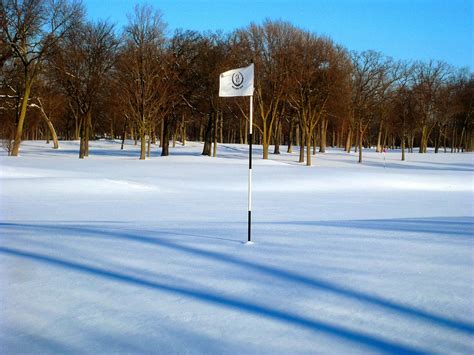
[1,1,473,164]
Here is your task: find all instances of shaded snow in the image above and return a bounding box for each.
[0,140,473,354]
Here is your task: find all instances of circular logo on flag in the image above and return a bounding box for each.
[232,72,244,88]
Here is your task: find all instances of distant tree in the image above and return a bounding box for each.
[236,21,295,159]
[388,62,416,160]
[449,71,474,152]
[318,45,352,155]
[116,4,167,160]
[188,32,229,157]
[287,34,352,166]
[164,29,203,156]
[51,20,118,158]
[287,32,332,166]
[412,61,451,153]
[350,51,396,163]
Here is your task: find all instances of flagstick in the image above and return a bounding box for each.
[248,95,253,243]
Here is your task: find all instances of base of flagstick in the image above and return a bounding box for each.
[243,241,254,245]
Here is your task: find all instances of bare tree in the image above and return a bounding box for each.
[1,0,82,156]
[236,21,295,159]
[117,4,167,160]
[412,60,451,153]
[51,20,118,158]
[350,51,396,163]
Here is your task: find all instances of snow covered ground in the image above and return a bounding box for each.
[1,140,473,354]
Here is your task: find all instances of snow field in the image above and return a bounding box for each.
[0,140,473,354]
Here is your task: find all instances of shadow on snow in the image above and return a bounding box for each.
[0,245,426,354]
[1,218,473,341]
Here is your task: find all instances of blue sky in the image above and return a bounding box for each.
[83,0,473,69]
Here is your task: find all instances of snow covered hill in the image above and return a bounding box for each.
[1,140,473,354]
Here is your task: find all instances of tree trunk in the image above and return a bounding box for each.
[376,120,383,152]
[44,116,58,149]
[273,120,281,155]
[110,118,114,140]
[199,118,204,142]
[458,126,465,153]
[320,118,328,153]
[213,111,218,157]
[202,112,213,156]
[306,129,312,166]
[219,113,223,144]
[36,99,59,149]
[443,126,447,153]
[74,110,80,141]
[287,120,293,153]
[152,126,156,144]
[147,128,151,158]
[262,117,269,159]
[296,125,300,147]
[121,120,127,150]
[419,124,428,153]
[79,114,87,159]
[401,118,406,160]
[84,111,91,157]
[358,124,363,163]
[345,126,352,153]
[299,124,305,163]
[451,126,456,153]
[11,79,33,156]
[161,117,170,156]
[140,126,146,160]
[354,128,359,153]
[182,115,186,146]
[312,129,317,155]
[434,126,441,154]
[468,128,474,152]
[160,120,164,147]
[401,134,406,161]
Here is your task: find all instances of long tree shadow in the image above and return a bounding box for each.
[0,246,426,354]
[335,158,474,172]
[1,221,473,336]
[271,218,474,238]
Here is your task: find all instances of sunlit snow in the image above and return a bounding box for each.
[1,140,473,354]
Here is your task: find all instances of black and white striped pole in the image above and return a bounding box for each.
[218,63,255,244]
[247,94,253,243]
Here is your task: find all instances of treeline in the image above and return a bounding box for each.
[1,1,472,164]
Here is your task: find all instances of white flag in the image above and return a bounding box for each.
[219,64,254,97]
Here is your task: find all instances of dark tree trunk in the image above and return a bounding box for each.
[213,111,218,157]
[273,119,281,155]
[121,119,127,150]
[140,127,146,160]
[84,111,91,157]
[319,118,328,153]
[202,112,213,156]
[287,120,293,153]
[434,125,441,154]
[345,126,352,153]
[79,115,86,159]
[299,124,305,163]
[161,117,170,156]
